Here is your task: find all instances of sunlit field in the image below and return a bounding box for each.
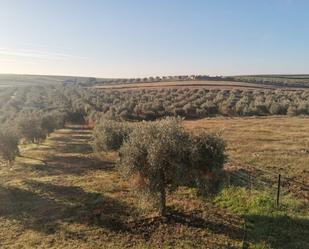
[184,116,309,183]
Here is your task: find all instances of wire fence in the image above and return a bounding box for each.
[225,165,309,249]
[226,166,309,207]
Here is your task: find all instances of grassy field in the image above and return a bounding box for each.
[184,116,309,185]
[1,120,309,248]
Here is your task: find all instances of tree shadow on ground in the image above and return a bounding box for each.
[226,169,309,248]
[64,125,92,132]
[228,168,276,189]
[29,154,115,176]
[50,140,93,154]
[125,207,244,243]
[0,180,246,246]
[243,214,309,249]
[21,126,114,176]
[0,181,137,235]
[48,136,93,154]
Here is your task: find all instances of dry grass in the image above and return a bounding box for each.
[0,125,243,249]
[184,116,309,184]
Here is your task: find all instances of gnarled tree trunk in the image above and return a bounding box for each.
[159,169,166,216]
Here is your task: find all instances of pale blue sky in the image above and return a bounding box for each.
[0,0,308,77]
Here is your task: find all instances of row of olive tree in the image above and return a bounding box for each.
[0,85,87,165]
[84,88,309,122]
[0,111,67,165]
[93,118,226,216]
[2,85,308,128]
[15,112,66,143]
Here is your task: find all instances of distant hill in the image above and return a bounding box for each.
[0,74,109,87]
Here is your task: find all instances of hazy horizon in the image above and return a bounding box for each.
[1,0,309,78]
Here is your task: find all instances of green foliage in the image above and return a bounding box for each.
[84,88,309,121]
[2,84,308,128]
[188,131,226,194]
[119,118,226,215]
[215,186,309,249]
[16,115,46,143]
[118,118,189,215]
[41,112,66,135]
[93,119,132,152]
[0,129,19,163]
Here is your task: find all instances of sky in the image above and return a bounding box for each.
[0,0,309,78]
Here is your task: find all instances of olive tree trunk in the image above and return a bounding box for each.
[159,169,166,216]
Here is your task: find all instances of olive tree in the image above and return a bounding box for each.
[0,130,19,164]
[188,130,226,194]
[119,118,189,216]
[119,118,226,216]
[41,112,66,136]
[16,116,46,143]
[93,119,131,152]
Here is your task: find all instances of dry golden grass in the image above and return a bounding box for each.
[184,116,309,184]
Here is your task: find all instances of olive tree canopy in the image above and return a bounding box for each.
[119,118,226,216]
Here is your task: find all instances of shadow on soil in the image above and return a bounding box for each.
[244,214,309,249]
[124,207,244,243]
[227,169,309,248]
[21,126,114,176]
[0,181,137,235]
[30,154,115,176]
[0,180,246,245]
[2,178,308,248]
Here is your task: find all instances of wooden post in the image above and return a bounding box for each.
[159,169,166,217]
[276,174,281,207]
[227,172,231,187]
[242,221,248,249]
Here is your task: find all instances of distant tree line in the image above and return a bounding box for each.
[83,75,224,86]
[81,74,309,89]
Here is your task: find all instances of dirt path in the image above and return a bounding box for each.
[0,125,243,249]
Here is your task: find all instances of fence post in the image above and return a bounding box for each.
[242,220,248,249]
[227,172,231,187]
[249,174,252,192]
[276,174,281,207]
